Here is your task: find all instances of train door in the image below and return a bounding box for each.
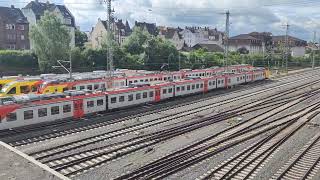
[225,76,229,89]
[73,99,84,119]
[204,79,208,93]
[155,88,161,102]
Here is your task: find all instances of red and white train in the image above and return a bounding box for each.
[0,68,266,130]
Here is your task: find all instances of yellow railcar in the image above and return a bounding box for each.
[0,77,19,90]
[0,80,41,97]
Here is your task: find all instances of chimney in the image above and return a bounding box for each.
[11,5,14,8]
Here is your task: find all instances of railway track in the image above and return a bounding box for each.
[115,101,320,180]
[31,88,320,177]
[7,73,320,147]
[29,84,317,159]
[272,132,320,180]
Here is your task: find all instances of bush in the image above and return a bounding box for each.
[0,50,38,68]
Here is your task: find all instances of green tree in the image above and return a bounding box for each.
[75,29,88,50]
[123,27,150,55]
[30,11,71,72]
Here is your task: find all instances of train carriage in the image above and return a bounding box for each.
[106,86,156,110]
[174,79,206,97]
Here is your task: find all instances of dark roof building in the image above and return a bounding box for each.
[229,34,263,54]
[22,0,75,27]
[272,35,307,47]
[134,21,158,36]
[0,5,30,50]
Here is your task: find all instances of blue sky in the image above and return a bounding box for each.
[2,0,320,41]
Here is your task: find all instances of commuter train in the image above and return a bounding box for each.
[0,68,267,130]
[0,65,254,97]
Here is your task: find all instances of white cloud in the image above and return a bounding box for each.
[1,0,318,40]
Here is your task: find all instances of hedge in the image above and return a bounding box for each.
[0,50,38,68]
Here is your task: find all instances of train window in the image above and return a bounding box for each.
[136,93,141,100]
[209,81,212,86]
[213,81,216,85]
[128,94,134,101]
[111,97,117,104]
[87,85,93,90]
[80,86,85,90]
[181,86,185,91]
[38,108,47,117]
[149,91,154,97]
[20,86,30,94]
[164,77,167,81]
[150,78,154,82]
[97,99,104,106]
[145,79,149,82]
[218,80,220,85]
[200,84,204,88]
[168,88,173,93]
[187,85,191,90]
[63,87,68,92]
[139,80,143,82]
[24,110,33,120]
[101,84,106,90]
[196,84,200,89]
[176,87,181,92]
[51,106,60,115]
[31,86,37,92]
[119,96,125,102]
[143,92,148,98]
[163,89,167,94]
[72,86,76,90]
[129,81,133,84]
[87,101,94,108]
[63,104,72,113]
[7,87,16,94]
[174,76,176,80]
[94,84,99,90]
[237,77,239,82]
[7,113,17,122]
[221,80,224,84]
[192,85,195,90]
[155,78,158,81]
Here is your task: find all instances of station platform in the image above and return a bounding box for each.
[0,141,70,180]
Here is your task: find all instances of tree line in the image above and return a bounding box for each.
[0,12,318,75]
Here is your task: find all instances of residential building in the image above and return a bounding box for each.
[201,28,224,48]
[272,35,307,57]
[0,5,30,50]
[192,43,224,52]
[158,27,184,50]
[90,18,131,49]
[248,32,273,54]
[228,34,263,54]
[134,21,158,36]
[22,0,76,48]
[180,27,207,47]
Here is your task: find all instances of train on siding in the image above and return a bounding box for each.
[0,65,253,97]
[0,68,267,130]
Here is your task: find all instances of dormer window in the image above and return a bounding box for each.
[65,18,71,25]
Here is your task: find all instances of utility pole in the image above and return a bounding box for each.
[283,23,290,74]
[224,10,230,72]
[101,0,114,78]
[312,31,316,69]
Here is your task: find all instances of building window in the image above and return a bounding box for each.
[63,104,71,113]
[24,110,33,120]
[19,25,24,30]
[51,106,60,115]
[38,108,47,117]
